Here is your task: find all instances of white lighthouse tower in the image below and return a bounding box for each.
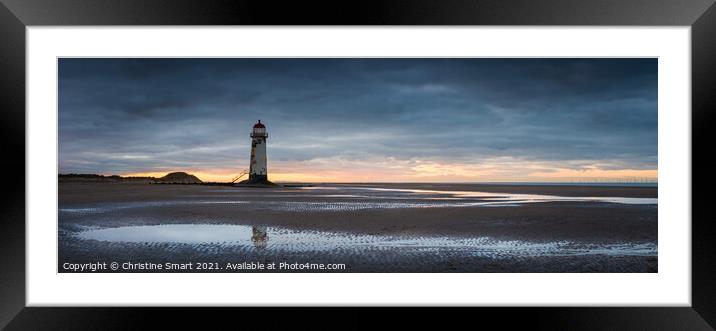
[248,120,269,183]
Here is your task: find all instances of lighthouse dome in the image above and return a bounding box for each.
[251,120,268,138]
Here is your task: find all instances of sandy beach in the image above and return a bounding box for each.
[58,182,657,272]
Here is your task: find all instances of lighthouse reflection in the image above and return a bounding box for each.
[251,226,268,250]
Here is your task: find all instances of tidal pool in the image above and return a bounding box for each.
[74,223,657,259]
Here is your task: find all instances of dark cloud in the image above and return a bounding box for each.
[58,58,657,176]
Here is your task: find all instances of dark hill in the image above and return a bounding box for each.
[157,172,203,184]
[59,173,154,183]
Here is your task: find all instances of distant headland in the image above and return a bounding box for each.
[59,172,202,184]
[58,172,289,187]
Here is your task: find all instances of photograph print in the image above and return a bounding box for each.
[58,58,658,273]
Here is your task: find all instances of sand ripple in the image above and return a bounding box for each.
[74,223,657,259]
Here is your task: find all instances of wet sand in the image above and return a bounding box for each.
[58,182,658,272]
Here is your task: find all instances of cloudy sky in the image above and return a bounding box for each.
[58,58,657,183]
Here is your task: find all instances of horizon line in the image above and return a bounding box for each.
[57,173,658,185]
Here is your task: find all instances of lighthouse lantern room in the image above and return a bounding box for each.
[248,120,269,183]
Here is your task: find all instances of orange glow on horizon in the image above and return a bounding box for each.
[530,168,658,179]
[119,162,658,183]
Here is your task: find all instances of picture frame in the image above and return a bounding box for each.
[1,0,713,328]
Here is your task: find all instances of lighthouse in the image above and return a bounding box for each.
[248,120,269,183]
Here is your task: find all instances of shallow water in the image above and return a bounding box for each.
[74,224,657,259]
[300,186,658,205]
[60,185,656,215]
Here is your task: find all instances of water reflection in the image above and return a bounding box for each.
[251,226,268,250]
[357,187,659,205]
[74,223,657,258]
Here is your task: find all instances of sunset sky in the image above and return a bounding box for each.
[58,58,657,183]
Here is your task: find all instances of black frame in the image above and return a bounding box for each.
[1,0,714,329]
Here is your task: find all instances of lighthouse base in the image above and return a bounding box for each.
[249,174,268,182]
[235,175,276,187]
